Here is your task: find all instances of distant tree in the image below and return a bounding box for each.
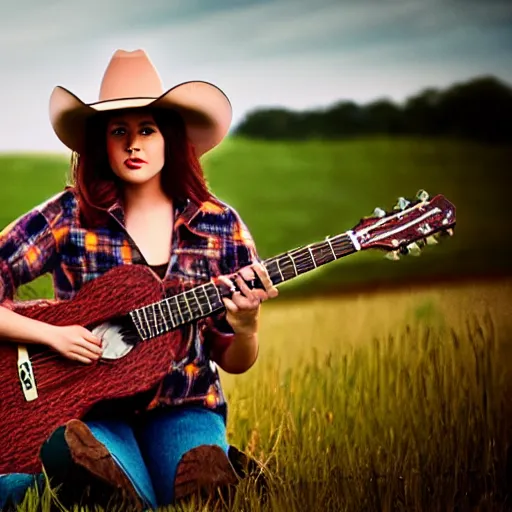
[436,76,512,143]
[403,88,442,135]
[235,108,296,140]
[322,101,366,137]
[233,75,512,143]
[363,99,405,134]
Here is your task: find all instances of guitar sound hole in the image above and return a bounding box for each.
[90,319,138,360]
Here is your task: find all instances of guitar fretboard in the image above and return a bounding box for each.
[129,232,357,341]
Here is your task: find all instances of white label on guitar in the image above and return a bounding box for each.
[17,345,38,402]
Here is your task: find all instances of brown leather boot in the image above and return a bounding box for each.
[41,419,144,511]
[174,445,239,503]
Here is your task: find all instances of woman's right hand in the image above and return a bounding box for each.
[45,325,103,364]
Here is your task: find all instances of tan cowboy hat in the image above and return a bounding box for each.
[49,49,232,156]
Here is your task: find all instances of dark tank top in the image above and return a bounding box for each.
[149,262,168,279]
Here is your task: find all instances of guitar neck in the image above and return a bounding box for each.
[263,232,357,286]
[129,232,358,341]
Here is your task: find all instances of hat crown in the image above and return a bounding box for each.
[98,49,164,102]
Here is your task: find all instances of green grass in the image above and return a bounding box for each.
[1,137,511,300]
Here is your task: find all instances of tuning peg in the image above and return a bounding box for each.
[373,207,386,218]
[436,227,455,239]
[385,251,400,261]
[426,235,438,245]
[406,242,422,256]
[416,190,429,201]
[394,197,411,211]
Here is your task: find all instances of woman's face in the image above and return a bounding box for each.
[106,110,165,186]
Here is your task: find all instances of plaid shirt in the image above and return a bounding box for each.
[0,187,258,419]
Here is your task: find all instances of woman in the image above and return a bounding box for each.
[0,49,278,510]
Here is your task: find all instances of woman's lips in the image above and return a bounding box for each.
[124,158,148,170]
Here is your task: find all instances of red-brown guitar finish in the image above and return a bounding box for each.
[0,265,187,474]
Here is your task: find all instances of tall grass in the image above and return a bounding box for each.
[12,301,511,511]
[221,311,511,511]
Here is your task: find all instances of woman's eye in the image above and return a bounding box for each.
[111,128,125,136]
[141,127,155,135]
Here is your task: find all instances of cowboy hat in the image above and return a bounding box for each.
[49,49,232,156]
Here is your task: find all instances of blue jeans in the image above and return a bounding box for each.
[0,406,228,510]
[0,473,43,510]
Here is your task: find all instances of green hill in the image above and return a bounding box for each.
[1,137,510,299]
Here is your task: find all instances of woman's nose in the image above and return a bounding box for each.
[125,136,141,153]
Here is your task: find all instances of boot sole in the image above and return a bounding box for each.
[174,444,239,501]
[64,419,143,510]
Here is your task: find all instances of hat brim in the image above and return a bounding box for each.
[49,81,232,156]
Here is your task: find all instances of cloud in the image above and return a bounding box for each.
[0,0,510,151]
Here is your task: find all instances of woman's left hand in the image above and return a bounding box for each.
[217,262,278,336]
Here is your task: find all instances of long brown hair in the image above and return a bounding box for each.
[69,107,220,227]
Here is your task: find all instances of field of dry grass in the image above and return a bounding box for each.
[223,276,512,384]
[12,277,511,512]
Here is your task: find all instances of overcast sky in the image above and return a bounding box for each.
[1,0,511,153]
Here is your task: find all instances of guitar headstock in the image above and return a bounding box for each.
[350,190,456,260]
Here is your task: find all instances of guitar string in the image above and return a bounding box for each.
[148,238,355,333]
[136,237,355,334]
[27,236,357,370]
[135,237,356,333]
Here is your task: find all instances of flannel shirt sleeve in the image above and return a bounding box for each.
[205,207,260,363]
[0,203,60,304]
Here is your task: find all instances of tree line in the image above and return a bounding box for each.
[233,76,512,143]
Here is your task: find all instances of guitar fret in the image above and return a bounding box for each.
[132,309,147,340]
[192,288,204,316]
[326,237,337,260]
[204,283,223,310]
[275,259,284,281]
[202,284,213,313]
[213,283,224,307]
[151,304,159,335]
[183,291,193,318]
[307,246,317,268]
[152,305,158,336]
[164,298,176,328]
[288,252,298,276]
[265,260,280,285]
[158,302,168,332]
[175,296,185,324]
[133,310,141,337]
[197,284,213,315]
[319,243,331,266]
[142,307,152,339]
[313,242,329,266]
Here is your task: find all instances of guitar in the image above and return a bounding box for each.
[0,190,455,473]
